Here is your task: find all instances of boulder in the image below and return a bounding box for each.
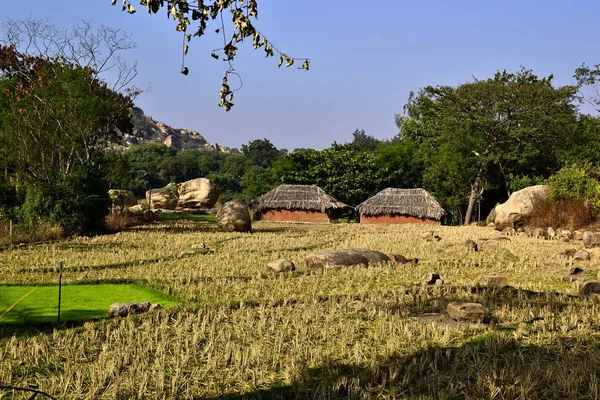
[494,185,549,230]
[485,206,498,225]
[583,231,595,248]
[422,272,441,285]
[560,248,577,258]
[215,200,252,233]
[388,254,419,264]
[573,230,584,240]
[146,183,179,210]
[108,302,152,318]
[463,239,478,252]
[501,227,516,236]
[559,230,573,240]
[547,227,556,240]
[447,302,486,322]
[267,258,296,273]
[306,248,391,269]
[569,266,584,275]
[531,227,548,240]
[108,189,138,209]
[486,276,507,288]
[177,178,219,209]
[576,281,600,296]
[573,249,591,261]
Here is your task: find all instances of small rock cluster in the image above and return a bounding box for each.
[108,302,163,318]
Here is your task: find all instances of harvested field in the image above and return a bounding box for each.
[2,220,600,399]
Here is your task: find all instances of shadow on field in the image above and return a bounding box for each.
[204,332,600,399]
[203,286,598,399]
[0,314,99,339]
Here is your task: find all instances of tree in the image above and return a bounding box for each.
[273,144,387,205]
[2,17,141,95]
[574,63,600,113]
[121,143,178,195]
[348,129,380,152]
[400,67,578,224]
[110,0,309,111]
[0,45,133,233]
[241,138,282,169]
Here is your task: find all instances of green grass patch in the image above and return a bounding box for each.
[0,284,178,324]
[159,212,215,222]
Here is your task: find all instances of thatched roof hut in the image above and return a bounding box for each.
[251,184,350,213]
[357,188,445,221]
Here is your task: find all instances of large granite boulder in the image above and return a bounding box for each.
[306,248,391,269]
[177,178,219,209]
[146,183,179,210]
[494,185,549,230]
[216,200,252,233]
[108,189,138,209]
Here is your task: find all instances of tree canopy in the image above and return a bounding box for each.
[398,67,578,223]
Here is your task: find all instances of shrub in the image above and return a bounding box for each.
[18,166,111,235]
[548,164,600,208]
[0,218,63,245]
[526,196,596,231]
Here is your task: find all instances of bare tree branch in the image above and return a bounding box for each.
[2,17,141,95]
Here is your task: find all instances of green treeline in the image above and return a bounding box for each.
[3,43,600,233]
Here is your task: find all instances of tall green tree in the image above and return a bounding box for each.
[273,144,387,205]
[400,67,578,224]
[0,45,133,233]
[348,129,380,152]
[241,138,283,169]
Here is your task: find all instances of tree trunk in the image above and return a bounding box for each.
[464,178,481,225]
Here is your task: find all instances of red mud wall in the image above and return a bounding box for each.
[360,214,440,225]
[259,209,330,223]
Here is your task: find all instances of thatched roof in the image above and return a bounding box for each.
[356,188,445,220]
[250,184,350,213]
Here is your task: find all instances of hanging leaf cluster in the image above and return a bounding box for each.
[112,0,310,111]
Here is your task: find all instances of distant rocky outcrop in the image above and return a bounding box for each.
[118,106,229,152]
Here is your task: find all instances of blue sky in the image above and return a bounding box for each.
[3,1,600,150]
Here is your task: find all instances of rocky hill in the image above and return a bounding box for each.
[119,107,229,152]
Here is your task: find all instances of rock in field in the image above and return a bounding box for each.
[559,230,573,240]
[108,189,138,209]
[560,248,577,258]
[576,281,600,296]
[388,254,419,264]
[267,258,296,273]
[573,230,584,240]
[547,227,556,239]
[583,231,595,248]
[422,272,441,285]
[215,200,252,233]
[494,185,549,230]
[177,178,219,209]
[306,248,390,268]
[463,239,478,252]
[447,302,486,322]
[531,227,548,240]
[573,249,591,261]
[108,302,152,318]
[146,183,179,210]
[486,276,507,288]
[501,227,516,236]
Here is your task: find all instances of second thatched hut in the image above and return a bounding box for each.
[356,188,445,224]
[250,184,352,223]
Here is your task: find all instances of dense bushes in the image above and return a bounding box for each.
[548,164,600,208]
